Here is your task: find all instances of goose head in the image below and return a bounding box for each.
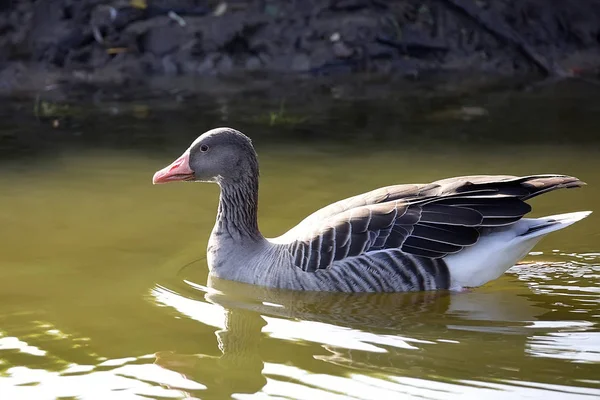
[152,127,258,185]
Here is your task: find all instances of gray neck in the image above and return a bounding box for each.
[215,173,262,241]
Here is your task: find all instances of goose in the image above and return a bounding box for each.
[152,127,591,293]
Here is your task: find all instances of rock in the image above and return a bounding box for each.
[216,54,233,72]
[180,60,200,74]
[197,53,219,74]
[268,55,293,72]
[245,56,262,70]
[291,54,311,71]
[309,45,334,71]
[183,14,247,53]
[0,62,26,93]
[143,23,188,56]
[161,55,179,75]
[0,0,599,95]
[89,46,111,69]
[332,40,355,59]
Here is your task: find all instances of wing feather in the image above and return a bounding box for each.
[401,245,447,258]
[411,224,479,246]
[419,204,483,226]
[284,174,585,272]
[402,236,463,254]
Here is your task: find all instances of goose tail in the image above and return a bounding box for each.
[445,211,592,290]
[517,211,592,239]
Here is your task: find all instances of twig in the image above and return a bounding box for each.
[443,0,571,77]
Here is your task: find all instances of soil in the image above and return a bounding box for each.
[0,0,599,98]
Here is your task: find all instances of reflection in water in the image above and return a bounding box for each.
[152,295,267,398]
[0,362,205,399]
[528,331,600,363]
[149,257,600,399]
[0,318,205,399]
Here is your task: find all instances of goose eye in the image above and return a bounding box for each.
[200,144,209,152]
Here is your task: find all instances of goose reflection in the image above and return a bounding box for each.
[151,291,267,398]
[149,271,558,398]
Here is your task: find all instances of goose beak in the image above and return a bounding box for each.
[152,151,195,184]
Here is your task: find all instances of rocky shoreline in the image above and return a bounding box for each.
[0,0,599,98]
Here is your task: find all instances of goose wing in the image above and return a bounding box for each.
[284,175,584,272]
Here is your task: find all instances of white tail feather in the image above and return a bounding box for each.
[445,211,592,290]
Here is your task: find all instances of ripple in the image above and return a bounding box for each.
[233,363,600,400]
[0,362,206,399]
[0,336,46,357]
[527,332,600,363]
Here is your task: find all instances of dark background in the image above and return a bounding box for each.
[1,0,600,96]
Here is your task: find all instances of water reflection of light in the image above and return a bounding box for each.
[151,285,226,329]
[149,275,600,399]
[264,317,428,352]
[537,285,600,294]
[0,328,206,399]
[113,364,206,390]
[0,364,204,399]
[243,363,400,400]
[233,363,600,400]
[527,332,600,363]
[152,285,425,353]
[0,336,46,356]
[525,321,594,329]
[97,356,138,367]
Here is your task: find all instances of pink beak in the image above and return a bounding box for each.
[152,151,195,184]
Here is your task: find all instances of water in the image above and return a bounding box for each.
[0,79,599,399]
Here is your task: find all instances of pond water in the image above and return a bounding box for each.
[0,79,599,399]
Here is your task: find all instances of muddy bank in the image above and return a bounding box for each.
[0,0,600,98]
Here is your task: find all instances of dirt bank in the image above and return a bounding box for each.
[1,0,599,97]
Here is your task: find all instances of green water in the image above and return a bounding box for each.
[0,81,599,399]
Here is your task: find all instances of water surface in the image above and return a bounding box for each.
[0,81,599,399]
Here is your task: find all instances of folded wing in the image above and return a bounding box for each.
[284,174,584,272]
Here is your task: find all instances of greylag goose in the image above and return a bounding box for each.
[152,127,591,293]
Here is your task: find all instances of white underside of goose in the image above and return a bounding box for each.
[445,211,592,290]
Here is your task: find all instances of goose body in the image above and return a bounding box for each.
[153,128,591,293]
